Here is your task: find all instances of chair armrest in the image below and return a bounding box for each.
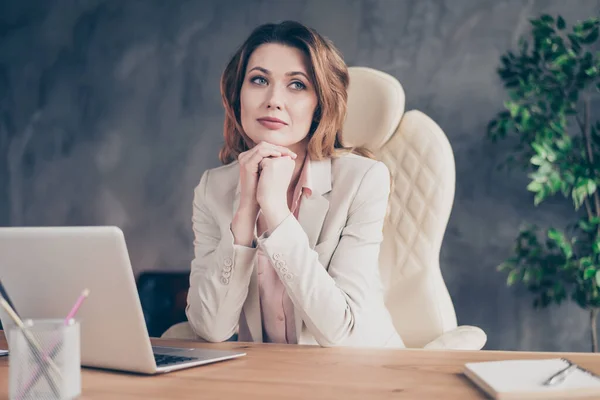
[160,321,239,343]
[161,321,207,342]
[423,325,487,351]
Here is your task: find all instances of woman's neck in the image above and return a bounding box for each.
[287,142,308,196]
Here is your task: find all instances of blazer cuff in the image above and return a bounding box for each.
[219,225,258,286]
[256,213,308,265]
[255,211,293,242]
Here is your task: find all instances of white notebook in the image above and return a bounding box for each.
[463,358,600,399]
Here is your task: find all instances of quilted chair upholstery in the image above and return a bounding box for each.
[343,66,486,350]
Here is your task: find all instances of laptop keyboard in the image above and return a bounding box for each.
[154,353,198,367]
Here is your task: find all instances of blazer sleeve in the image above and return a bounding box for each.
[185,169,257,342]
[255,161,391,347]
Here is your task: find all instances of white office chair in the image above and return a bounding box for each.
[343,66,486,350]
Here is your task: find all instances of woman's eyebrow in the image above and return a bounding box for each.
[286,71,310,80]
[248,66,270,74]
[248,66,309,81]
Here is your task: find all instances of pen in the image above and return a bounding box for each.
[543,360,578,386]
[0,280,16,313]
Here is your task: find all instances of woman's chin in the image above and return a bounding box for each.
[250,132,297,148]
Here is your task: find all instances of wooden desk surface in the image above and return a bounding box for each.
[2,332,600,399]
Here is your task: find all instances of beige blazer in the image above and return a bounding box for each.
[185,153,405,348]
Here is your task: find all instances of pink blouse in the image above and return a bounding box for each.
[255,155,312,344]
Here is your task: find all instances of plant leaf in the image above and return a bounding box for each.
[527,181,543,192]
[581,27,599,44]
[588,180,598,195]
[505,101,521,118]
[531,155,544,166]
[594,239,600,254]
[507,269,521,286]
[532,142,546,157]
[572,185,588,209]
[585,66,598,76]
[534,190,546,206]
[548,228,563,242]
[585,267,597,279]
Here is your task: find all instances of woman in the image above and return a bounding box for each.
[185,20,404,348]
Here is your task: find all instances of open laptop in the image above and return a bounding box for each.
[0,226,245,374]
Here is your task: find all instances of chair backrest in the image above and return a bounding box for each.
[343,67,458,348]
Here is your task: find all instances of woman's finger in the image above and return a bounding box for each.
[255,141,297,159]
[245,149,281,170]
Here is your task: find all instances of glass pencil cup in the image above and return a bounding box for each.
[8,319,81,400]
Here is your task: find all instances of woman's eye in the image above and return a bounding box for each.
[290,81,306,90]
[251,76,267,85]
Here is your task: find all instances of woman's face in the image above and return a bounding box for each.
[240,43,318,152]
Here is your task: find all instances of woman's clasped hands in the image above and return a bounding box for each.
[232,141,298,246]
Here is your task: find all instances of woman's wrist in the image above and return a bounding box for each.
[231,204,259,247]
[261,201,291,231]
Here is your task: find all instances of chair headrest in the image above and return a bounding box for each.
[342,67,405,151]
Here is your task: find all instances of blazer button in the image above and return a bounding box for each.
[224,257,233,267]
[222,271,231,278]
[280,267,288,274]
[284,273,293,281]
[276,260,286,269]
[223,265,232,272]
[273,253,282,261]
[220,276,229,285]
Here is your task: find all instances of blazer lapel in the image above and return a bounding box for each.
[296,157,332,249]
[294,156,332,343]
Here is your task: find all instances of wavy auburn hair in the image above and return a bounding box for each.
[218,20,373,164]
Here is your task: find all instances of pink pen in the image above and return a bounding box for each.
[64,289,90,322]
[17,289,90,400]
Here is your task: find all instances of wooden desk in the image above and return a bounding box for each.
[2,332,600,399]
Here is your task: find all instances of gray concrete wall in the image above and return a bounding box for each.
[1,0,598,352]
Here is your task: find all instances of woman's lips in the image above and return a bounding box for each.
[257,117,287,130]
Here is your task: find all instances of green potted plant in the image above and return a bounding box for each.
[488,13,600,351]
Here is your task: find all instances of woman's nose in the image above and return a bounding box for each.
[266,86,284,110]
